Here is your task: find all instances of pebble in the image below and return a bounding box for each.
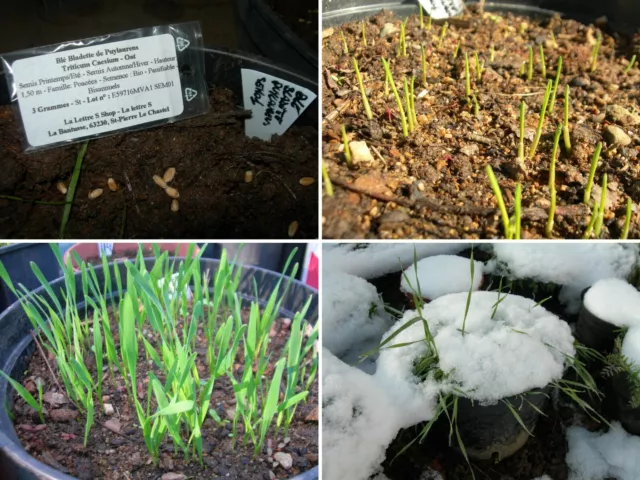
[43,391,68,407]
[104,418,122,433]
[380,23,400,38]
[570,76,590,87]
[349,140,375,164]
[161,474,187,480]
[273,452,293,470]
[606,104,640,126]
[603,125,632,147]
[378,210,410,231]
[50,408,79,422]
[104,403,115,415]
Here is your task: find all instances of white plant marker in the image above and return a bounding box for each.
[418,0,464,20]
[241,69,316,141]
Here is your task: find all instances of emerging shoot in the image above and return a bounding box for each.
[362,21,367,46]
[527,45,533,81]
[475,52,484,81]
[514,183,522,239]
[341,124,352,167]
[485,165,512,239]
[584,142,602,205]
[490,44,495,61]
[518,101,526,163]
[453,39,461,59]
[590,32,602,73]
[419,4,424,29]
[621,198,632,239]
[410,75,418,127]
[550,31,558,48]
[404,77,415,133]
[422,44,427,87]
[547,56,562,115]
[340,31,349,55]
[528,80,553,160]
[464,52,471,98]
[382,58,409,137]
[563,84,571,152]
[624,55,637,74]
[472,93,480,117]
[593,173,607,237]
[539,44,546,78]
[438,22,448,49]
[352,57,373,120]
[322,161,334,196]
[546,124,562,238]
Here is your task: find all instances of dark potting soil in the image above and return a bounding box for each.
[322,6,640,239]
[267,0,318,52]
[0,87,318,239]
[8,311,319,480]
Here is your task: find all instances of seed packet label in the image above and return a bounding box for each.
[241,69,316,141]
[10,34,184,147]
[418,0,464,19]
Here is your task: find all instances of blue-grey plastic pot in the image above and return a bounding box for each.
[0,257,318,480]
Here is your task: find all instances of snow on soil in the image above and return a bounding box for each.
[323,271,395,369]
[566,422,640,480]
[488,243,638,313]
[323,349,407,480]
[622,327,640,368]
[400,255,484,300]
[583,278,640,328]
[323,243,469,280]
[376,292,574,403]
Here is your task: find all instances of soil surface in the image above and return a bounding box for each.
[8,310,318,480]
[0,87,318,239]
[369,256,619,479]
[267,0,318,52]
[322,6,640,238]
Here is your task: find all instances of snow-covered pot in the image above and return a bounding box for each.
[0,257,318,480]
[611,373,640,436]
[576,279,640,354]
[447,387,551,461]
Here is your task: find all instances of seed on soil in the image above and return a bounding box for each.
[163,167,176,183]
[104,403,114,415]
[245,170,253,183]
[88,188,103,200]
[288,220,299,237]
[56,182,67,195]
[171,199,179,212]
[165,187,180,199]
[153,175,168,189]
[299,177,315,186]
[107,178,118,191]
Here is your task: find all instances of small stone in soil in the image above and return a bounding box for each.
[603,125,632,147]
[161,473,187,480]
[305,407,318,422]
[103,418,121,433]
[273,452,293,469]
[380,23,400,37]
[349,141,375,165]
[43,391,68,407]
[103,403,115,415]
[49,408,79,422]
[130,451,142,467]
[160,454,175,470]
[606,104,640,126]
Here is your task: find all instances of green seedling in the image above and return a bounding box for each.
[490,44,495,61]
[590,32,602,72]
[322,161,334,196]
[621,198,632,239]
[361,21,367,46]
[404,77,415,133]
[340,31,349,55]
[547,56,562,115]
[624,55,636,74]
[453,39,461,59]
[460,250,475,336]
[422,44,428,86]
[584,142,602,204]
[563,85,571,152]
[0,371,44,423]
[528,80,553,160]
[475,52,484,81]
[471,94,480,116]
[486,165,512,239]
[60,141,89,239]
[519,61,526,77]
[550,31,558,48]
[341,124,352,167]
[539,44,546,78]
[464,52,471,98]
[352,57,373,120]
[527,46,534,81]
[382,58,408,137]
[419,4,424,29]
[427,14,432,31]
[546,124,563,238]
[514,183,522,239]
[594,173,608,237]
[410,75,418,127]
[438,22,448,49]
[399,19,408,57]
[518,101,526,162]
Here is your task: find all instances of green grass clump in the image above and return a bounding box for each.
[584,142,603,204]
[563,85,571,152]
[528,80,553,160]
[341,124,352,167]
[352,57,373,120]
[382,58,408,137]
[546,124,563,238]
[547,56,562,114]
[624,55,637,74]
[0,245,317,461]
[590,32,602,73]
[485,165,512,238]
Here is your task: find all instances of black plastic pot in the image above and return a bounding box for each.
[576,287,620,354]
[235,0,318,80]
[611,372,640,436]
[440,388,550,461]
[0,46,317,132]
[0,244,60,313]
[0,257,318,480]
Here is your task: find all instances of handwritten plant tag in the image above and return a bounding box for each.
[1,22,209,152]
[241,69,316,141]
[418,0,464,19]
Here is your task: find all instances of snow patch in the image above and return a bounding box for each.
[566,422,640,480]
[487,243,638,313]
[622,328,640,368]
[377,292,574,403]
[322,271,394,363]
[323,349,405,480]
[583,278,640,328]
[323,243,469,279]
[400,255,484,300]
